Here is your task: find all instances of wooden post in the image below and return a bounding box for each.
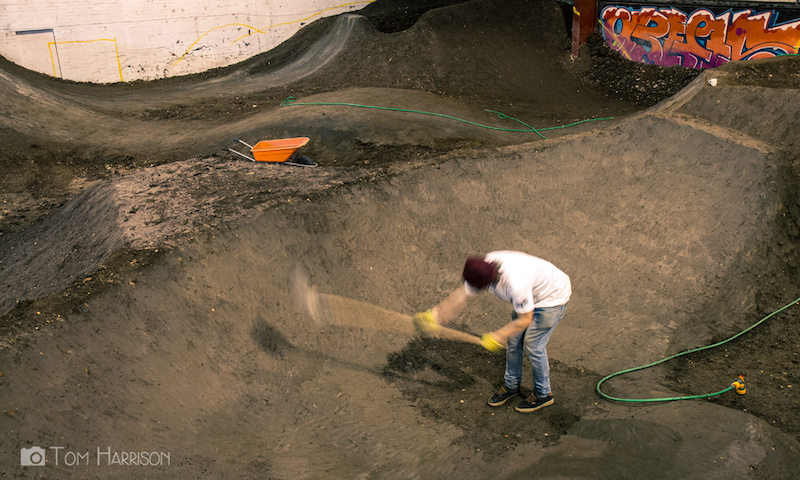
[571,0,598,56]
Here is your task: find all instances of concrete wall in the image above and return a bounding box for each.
[0,0,372,83]
[597,1,800,68]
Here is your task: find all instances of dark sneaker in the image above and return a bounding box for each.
[515,393,554,413]
[487,385,520,406]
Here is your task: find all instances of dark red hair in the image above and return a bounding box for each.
[462,256,498,289]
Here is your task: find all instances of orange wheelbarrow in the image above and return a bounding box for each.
[223,137,316,167]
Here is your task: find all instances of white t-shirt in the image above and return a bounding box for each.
[464,251,571,313]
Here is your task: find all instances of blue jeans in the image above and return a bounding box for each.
[504,303,567,398]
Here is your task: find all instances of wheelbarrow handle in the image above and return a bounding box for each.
[234,139,255,149]
[222,147,255,162]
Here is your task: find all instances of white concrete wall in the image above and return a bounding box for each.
[0,0,372,83]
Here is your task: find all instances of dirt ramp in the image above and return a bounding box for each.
[268,0,624,121]
[0,182,124,317]
[228,87,551,167]
[3,96,799,477]
[0,214,479,478]
[677,82,800,149]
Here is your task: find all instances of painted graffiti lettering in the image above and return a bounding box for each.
[600,6,800,68]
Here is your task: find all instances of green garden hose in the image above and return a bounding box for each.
[279,96,613,140]
[596,295,800,403]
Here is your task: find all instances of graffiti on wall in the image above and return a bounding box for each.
[600,5,800,68]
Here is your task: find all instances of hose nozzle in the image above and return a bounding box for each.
[732,375,746,395]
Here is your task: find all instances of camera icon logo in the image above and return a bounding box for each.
[20,446,46,466]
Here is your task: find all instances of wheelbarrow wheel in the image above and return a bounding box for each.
[286,155,317,167]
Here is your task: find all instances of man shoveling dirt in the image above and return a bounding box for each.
[414,250,571,413]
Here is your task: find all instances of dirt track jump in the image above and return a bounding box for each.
[1,0,800,478]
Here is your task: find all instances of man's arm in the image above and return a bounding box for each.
[489,311,533,345]
[413,284,471,333]
[431,283,470,325]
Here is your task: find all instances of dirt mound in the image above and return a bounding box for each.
[0,0,699,233]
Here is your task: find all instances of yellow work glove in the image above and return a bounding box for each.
[413,309,439,333]
[480,333,505,353]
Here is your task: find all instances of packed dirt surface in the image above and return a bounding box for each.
[2,0,800,478]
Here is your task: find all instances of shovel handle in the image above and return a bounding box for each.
[427,325,483,346]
